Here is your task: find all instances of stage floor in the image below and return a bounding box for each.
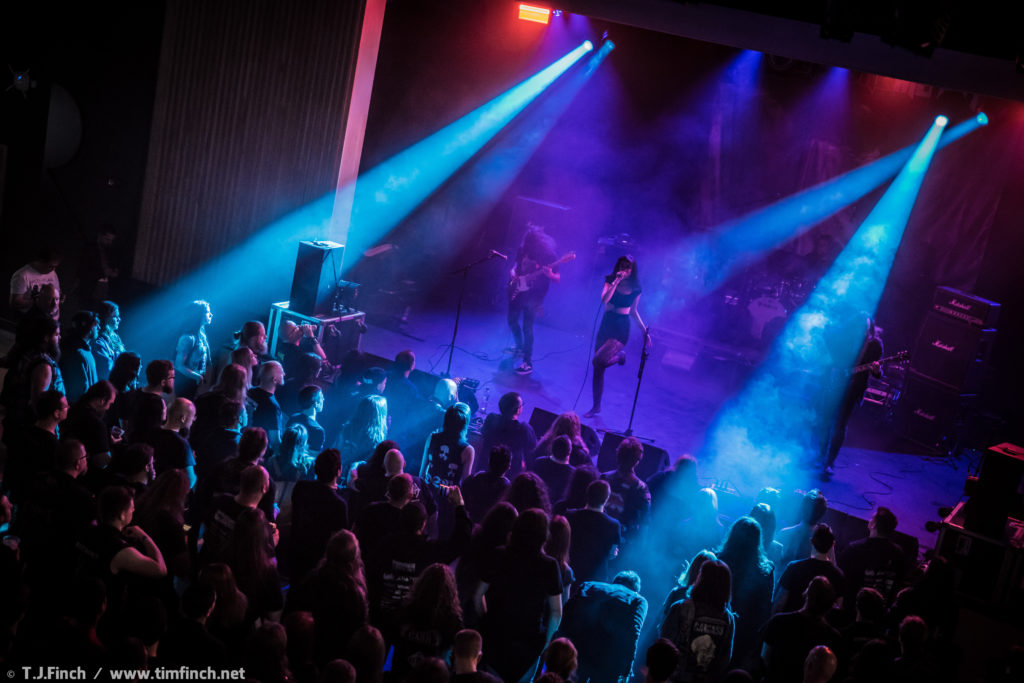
[361,305,974,556]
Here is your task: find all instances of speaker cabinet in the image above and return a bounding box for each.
[289,241,344,315]
[910,312,995,392]
[596,432,670,481]
[893,371,974,452]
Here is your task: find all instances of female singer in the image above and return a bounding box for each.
[585,256,650,418]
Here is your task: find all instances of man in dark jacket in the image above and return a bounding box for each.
[556,570,648,683]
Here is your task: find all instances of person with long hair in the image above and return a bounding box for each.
[660,559,735,682]
[545,515,574,603]
[393,563,464,677]
[532,411,590,467]
[456,502,518,627]
[106,351,142,430]
[198,563,250,653]
[191,363,250,447]
[224,507,283,623]
[93,300,126,381]
[338,395,388,473]
[421,402,474,488]
[585,255,651,418]
[286,529,369,666]
[174,300,212,400]
[270,422,310,483]
[134,468,192,579]
[475,508,563,683]
[552,465,599,516]
[506,224,562,376]
[715,516,774,672]
[503,472,552,516]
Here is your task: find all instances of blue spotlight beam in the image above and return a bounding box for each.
[675,114,987,297]
[343,40,594,260]
[699,118,948,496]
[363,39,616,260]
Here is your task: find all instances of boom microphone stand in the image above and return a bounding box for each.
[445,251,500,377]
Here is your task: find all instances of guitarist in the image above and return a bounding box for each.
[507,224,560,375]
[820,312,883,478]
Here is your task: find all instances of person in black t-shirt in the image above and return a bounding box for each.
[63,380,118,470]
[773,523,845,614]
[838,506,907,607]
[2,388,65,504]
[476,508,563,683]
[761,576,842,683]
[452,629,502,683]
[531,435,575,504]
[249,361,286,450]
[601,437,651,539]
[147,397,197,487]
[480,392,537,474]
[462,445,513,522]
[289,449,350,582]
[565,480,623,584]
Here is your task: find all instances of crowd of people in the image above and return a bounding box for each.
[0,251,1017,683]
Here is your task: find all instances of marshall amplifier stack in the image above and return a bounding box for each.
[894,286,999,452]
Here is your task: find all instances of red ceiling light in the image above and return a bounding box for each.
[518,4,552,25]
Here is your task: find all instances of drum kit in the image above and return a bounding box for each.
[717,270,813,348]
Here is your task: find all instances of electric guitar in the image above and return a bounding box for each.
[508,252,576,301]
[847,350,910,377]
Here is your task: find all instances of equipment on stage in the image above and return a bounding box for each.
[931,286,1000,328]
[507,251,576,301]
[893,286,998,454]
[289,240,347,316]
[267,301,365,365]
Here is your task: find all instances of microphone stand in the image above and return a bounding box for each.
[624,331,651,436]
[445,252,499,377]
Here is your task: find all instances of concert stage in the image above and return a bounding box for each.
[358,305,972,556]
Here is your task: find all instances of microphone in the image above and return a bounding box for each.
[489,249,508,261]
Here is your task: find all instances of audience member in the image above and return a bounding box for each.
[546,515,575,602]
[193,399,246,479]
[558,570,648,683]
[9,245,61,314]
[716,516,774,672]
[533,411,590,467]
[777,489,827,567]
[480,391,538,474]
[223,506,283,622]
[134,468,191,579]
[0,316,63,431]
[126,359,174,439]
[107,351,142,430]
[1,388,65,503]
[156,583,226,668]
[661,559,735,683]
[541,637,578,682]
[802,645,838,683]
[462,445,513,522]
[761,576,841,683]
[59,311,100,403]
[749,502,784,568]
[644,638,680,683]
[455,502,518,628]
[838,506,907,607]
[671,488,725,578]
[289,449,350,582]
[355,472,416,559]
[476,508,563,683]
[92,301,126,381]
[147,397,197,487]
[286,384,327,452]
[503,471,552,515]
[532,434,575,502]
[391,563,464,678]
[566,480,623,584]
[553,465,599,515]
[601,436,651,539]
[63,379,118,470]
[646,454,698,519]
[773,523,845,615]
[338,394,389,473]
[452,629,501,683]
[174,300,213,399]
[286,529,369,666]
